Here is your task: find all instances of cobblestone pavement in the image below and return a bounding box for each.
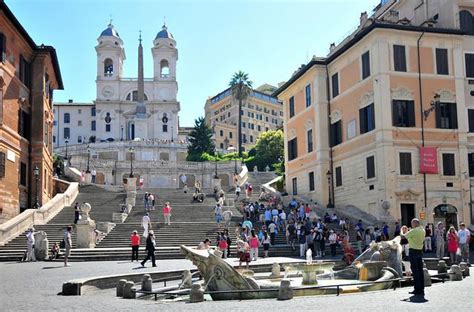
[0,258,472,312]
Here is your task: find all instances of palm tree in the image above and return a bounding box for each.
[229,71,253,157]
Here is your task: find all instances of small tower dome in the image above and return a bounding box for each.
[155,24,174,40]
[100,23,120,38]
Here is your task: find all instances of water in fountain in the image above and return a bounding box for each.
[306,249,313,265]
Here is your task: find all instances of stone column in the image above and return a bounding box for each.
[34,231,49,261]
[278,279,293,300]
[76,202,96,248]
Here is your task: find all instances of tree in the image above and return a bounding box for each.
[246,130,284,171]
[186,117,215,161]
[229,71,252,157]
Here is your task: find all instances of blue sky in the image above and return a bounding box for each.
[7,0,380,126]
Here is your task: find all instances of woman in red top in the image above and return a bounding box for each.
[130,230,140,262]
[447,226,458,264]
[163,202,172,225]
[249,230,260,261]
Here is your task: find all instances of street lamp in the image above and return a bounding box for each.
[214,157,219,179]
[86,145,91,173]
[326,170,334,208]
[33,166,40,209]
[129,146,135,178]
[227,146,238,174]
[64,138,69,159]
[171,126,174,142]
[423,93,440,120]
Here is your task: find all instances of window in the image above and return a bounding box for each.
[469,109,474,132]
[436,48,449,75]
[307,129,313,153]
[18,110,30,139]
[77,136,82,143]
[436,102,458,129]
[78,109,82,114]
[361,51,370,79]
[19,55,31,87]
[229,132,233,139]
[257,125,261,131]
[126,90,148,101]
[400,152,412,175]
[53,135,56,143]
[242,122,246,128]
[163,124,168,132]
[18,162,26,186]
[288,138,298,161]
[219,130,223,137]
[105,124,111,132]
[64,127,70,139]
[460,10,474,35]
[442,153,455,176]
[331,73,339,98]
[160,59,170,78]
[309,172,315,191]
[366,155,375,179]
[359,104,375,134]
[289,96,295,118]
[330,120,342,147]
[242,134,247,143]
[250,135,253,143]
[91,120,96,131]
[77,120,82,126]
[292,177,297,195]
[392,100,415,127]
[465,53,474,78]
[335,166,342,187]
[468,153,474,177]
[104,58,114,77]
[241,110,244,116]
[91,107,96,116]
[0,32,6,63]
[64,113,70,124]
[393,45,407,72]
[220,143,224,149]
[305,84,311,107]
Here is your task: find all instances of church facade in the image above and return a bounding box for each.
[54,23,180,147]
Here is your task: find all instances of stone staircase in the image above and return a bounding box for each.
[0,184,126,261]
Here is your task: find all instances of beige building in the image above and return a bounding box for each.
[274,0,474,227]
[205,85,283,153]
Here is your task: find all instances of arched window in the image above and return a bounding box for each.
[64,113,70,124]
[0,32,6,62]
[126,90,148,101]
[460,10,474,34]
[104,58,114,77]
[160,59,169,78]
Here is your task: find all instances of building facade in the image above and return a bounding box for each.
[0,1,63,222]
[275,0,474,227]
[205,85,283,153]
[54,23,180,147]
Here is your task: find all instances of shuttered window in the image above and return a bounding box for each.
[435,102,458,129]
[330,121,342,147]
[393,45,407,72]
[399,152,412,175]
[442,153,455,176]
[335,166,342,187]
[307,129,313,153]
[465,53,474,78]
[362,51,370,79]
[289,96,295,118]
[366,155,375,179]
[331,73,339,98]
[469,109,474,132]
[0,152,5,178]
[392,100,415,127]
[359,103,375,134]
[288,138,298,161]
[436,48,449,75]
[468,153,474,177]
[309,172,315,191]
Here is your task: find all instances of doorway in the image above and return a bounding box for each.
[400,203,415,226]
[433,204,458,229]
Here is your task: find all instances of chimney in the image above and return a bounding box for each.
[329,43,336,52]
[68,99,73,103]
[360,11,368,26]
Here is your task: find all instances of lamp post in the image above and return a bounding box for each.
[65,138,69,159]
[86,145,91,173]
[33,166,40,209]
[423,93,440,121]
[227,146,238,174]
[129,146,135,178]
[214,157,219,179]
[326,170,334,208]
[171,126,174,142]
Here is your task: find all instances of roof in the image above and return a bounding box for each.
[273,22,465,97]
[100,23,120,38]
[0,1,64,89]
[54,102,94,107]
[209,86,281,105]
[156,24,174,40]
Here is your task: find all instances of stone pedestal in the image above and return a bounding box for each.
[117,279,127,297]
[278,279,293,300]
[423,268,432,287]
[449,265,463,281]
[126,178,137,192]
[34,231,49,261]
[76,202,96,248]
[459,262,470,277]
[271,263,281,278]
[141,274,152,291]
[189,284,204,303]
[211,178,221,191]
[123,281,136,299]
[438,260,447,274]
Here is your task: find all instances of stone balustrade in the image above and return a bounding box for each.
[0,179,79,246]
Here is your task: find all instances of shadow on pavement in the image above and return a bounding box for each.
[401,295,428,303]
[42,266,64,270]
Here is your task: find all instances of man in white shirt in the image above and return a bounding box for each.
[268,222,277,245]
[26,228,36,262]
[142,213,151,238]
[91,169,97,183]
[457,223,471,264]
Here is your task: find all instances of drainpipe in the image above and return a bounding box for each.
[325,64,335,208]
[417,31,428,211]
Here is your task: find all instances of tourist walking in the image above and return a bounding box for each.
[218,233,228,258]
[73,202,80,224]
[447,226,459,264]
[402,218,425,297]
[26,228,36,262]
[130,230,140,262]
[329,230,338,257]
[143,192,149,211]
[458,223,470,264]
[268,222,277,245]
[148,193,155,210]
[142,213,151,238]
[382,222,389,241]
[235,185,241,200]
[434,222,446,259]
[141,231,157,267]
[163,202,172,225]
[261,232,270,258]
[91,168,96,183]
[63,226,72,267]
[215,203,223,226]
[237,239,251,270]
[298,228,307,257]
[249,230,260,261]
[424,225,432,252]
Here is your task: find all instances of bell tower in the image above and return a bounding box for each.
[152,24,178,102]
